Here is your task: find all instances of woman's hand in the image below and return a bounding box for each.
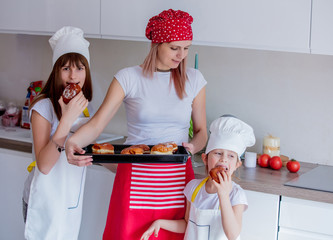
[140,220,161,240]
[182,142,194,155]
[65,139,93,167]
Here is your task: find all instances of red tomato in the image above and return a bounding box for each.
[287,159,300,173]
[269,156,282,170]
[258,154,271,168]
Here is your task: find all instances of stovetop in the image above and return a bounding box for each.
[284,165,333,193]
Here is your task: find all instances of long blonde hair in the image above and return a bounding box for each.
[142,43,188,99]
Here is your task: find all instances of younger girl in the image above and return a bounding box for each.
[141,116,255,240]
[22,26,93,240]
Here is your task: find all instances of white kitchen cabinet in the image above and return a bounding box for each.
[241,190,279,240]
[310,0,333,55]
[78,165,115,240]
[279,196,333,240]
[0,148,32,240]
[0,0,100,36]
[101,0,311,53]
[0,147,116,240]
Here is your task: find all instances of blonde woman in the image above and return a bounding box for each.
[66,9,207,240]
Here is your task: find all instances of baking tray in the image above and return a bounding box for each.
[80,144,190,164]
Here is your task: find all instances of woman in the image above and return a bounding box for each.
[23,26,93,239]
[65,9,208,239]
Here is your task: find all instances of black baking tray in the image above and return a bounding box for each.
[80,144,190,164]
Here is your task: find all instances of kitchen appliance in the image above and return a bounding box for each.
[284,165,333,193]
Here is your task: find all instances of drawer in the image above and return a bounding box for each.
[279,196,333,236]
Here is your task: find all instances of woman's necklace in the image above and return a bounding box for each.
[156,68,171,72]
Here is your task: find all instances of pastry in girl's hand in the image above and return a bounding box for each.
[151,143,174,155]
[92,143,114,154]
[120,144,150,154]
[209,166,228,183]
[62,83,81,104]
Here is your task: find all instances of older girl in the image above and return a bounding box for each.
[23,26,93,240]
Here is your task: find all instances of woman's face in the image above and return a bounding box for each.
[202,149,241,175]
[60,61,86,89]
[156,41,192,70]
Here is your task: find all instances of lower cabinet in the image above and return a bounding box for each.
[0,148,32,240]
[241,190,280,240]
[279,196,333,240]
[0,148,116,240]
[78,165,115,239]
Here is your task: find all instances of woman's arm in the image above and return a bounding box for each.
[183,87,207,154]
[33,92,88,174]
[66,78,125,166]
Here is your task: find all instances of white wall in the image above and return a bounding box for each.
[1,33,333,166]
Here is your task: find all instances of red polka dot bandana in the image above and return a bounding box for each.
[145,9,193,43]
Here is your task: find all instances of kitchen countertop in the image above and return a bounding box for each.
[2,136,332,205]
[193,160,333,204]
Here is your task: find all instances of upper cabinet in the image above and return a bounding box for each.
[2,0,333,55]
[0,0,100,36]
[311,0,333,55]
[101,0,312,53]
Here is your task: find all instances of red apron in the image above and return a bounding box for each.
[103,158,194,240]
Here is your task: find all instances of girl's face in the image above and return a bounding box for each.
[202,149,241,175]
[156,41,192,70]
[60,61,86,89]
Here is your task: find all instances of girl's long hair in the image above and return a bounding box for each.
[142,43,188,99]
[30,53,93,120]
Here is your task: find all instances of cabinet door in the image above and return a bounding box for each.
[279,228,333,240]
[241,190,279,240]
[0,149,32,239]
[101,0,311,53]
[279,196,333,237]
[0,0,100,36]
[196,0,311,53]
[311,0,333,55]
[78,165,116,239]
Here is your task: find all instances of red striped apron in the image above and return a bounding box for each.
[103,158,194,240]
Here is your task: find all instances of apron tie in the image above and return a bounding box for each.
[27,161,36,172]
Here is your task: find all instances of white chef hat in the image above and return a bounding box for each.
[49,26,90,66]
[205,116,256,159]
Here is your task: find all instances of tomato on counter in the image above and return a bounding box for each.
[269,156,282,170]
[258,154,271,168]
[287,159,301,173]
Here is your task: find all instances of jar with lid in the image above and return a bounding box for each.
[263,135,280,157]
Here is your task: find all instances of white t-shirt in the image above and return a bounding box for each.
[183,178,248,210]
[115,65,207,145]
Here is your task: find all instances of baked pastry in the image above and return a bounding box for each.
[151,143,174,155]
[209,166,228,183]
[62,83,81,104]
[92,142,114,154]
[120,144,150,155]
[164,141,178,153]
[121,147,143,155]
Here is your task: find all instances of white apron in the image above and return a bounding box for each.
[24,117,88,240]
[184,177,240,240]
